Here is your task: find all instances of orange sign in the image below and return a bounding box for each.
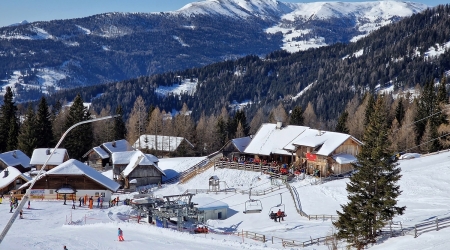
[306,153,317,161]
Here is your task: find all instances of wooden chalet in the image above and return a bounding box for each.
[285,129,362,177]
[18,159,120,201]
[222,137,252,160]
[133,135,194,157]
[111,150,165,189]
[0,150,31,173]
[30,148,69,171]
[0,167,31,195]
[243,122,309,165]
[83,139,133,170]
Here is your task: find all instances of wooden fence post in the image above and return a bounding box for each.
[272,236,273,244]
[436,217,439,231]
[414,225,417,238]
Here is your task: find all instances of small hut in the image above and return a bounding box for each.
[209,176,220,192]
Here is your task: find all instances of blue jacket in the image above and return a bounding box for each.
[118,229,122,236]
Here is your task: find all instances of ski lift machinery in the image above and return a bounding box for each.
[268,193,285,215]
[243,188,263,214]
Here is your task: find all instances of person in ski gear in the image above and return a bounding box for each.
[277,209,284,222]
[9,202,13,213]
[78,197,82,207]
[97,197,100,207]
[63,246,68,250]
[28,200,30,209]
[100,196,104,209]
[19,210,23,219]
[72,199,76,209]
[89,196,93,209]
[118,228,124,241]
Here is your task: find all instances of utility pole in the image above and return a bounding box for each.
[0,115,118,244]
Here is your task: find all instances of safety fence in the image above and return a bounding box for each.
[285,182,308,217]
[163,151,222,184]
[234,230,266,243]
[185,184,283,196]
[413,216,450,238]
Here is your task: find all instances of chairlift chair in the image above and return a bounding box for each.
[243,188,263,214]
[268,194,286,220]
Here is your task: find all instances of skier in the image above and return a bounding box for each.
[72,199,76,209]
[97,197,100,207]
[19,210,23,219]
[63,246,68,250]
[118,228,124,241]
[79,197,82,207]
[89,196,93,209]
[9,202,13,213]
[28,200,30,209]
[100,196,104,209]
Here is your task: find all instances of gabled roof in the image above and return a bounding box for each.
[192,196,228,210]
[0,167,31,190]
[112,151,164,178]
[231,137,252,153]
[93,146,109,159]
[102,139,133,154]
[30,148,68,165]
[332,154,357,164]
[133,135,194,152]
[244,124,309,156]
[0,150,31,169]
[44,159,120,192]
[289,130,361,156]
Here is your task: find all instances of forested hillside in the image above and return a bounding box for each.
[67,4,450,126]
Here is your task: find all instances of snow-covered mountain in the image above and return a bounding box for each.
[0,0,428,102]
[176,0,427,52]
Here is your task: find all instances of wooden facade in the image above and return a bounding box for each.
[85,150,109,170]
[114,164,163,188]
[0,177,28,195]
[294,137,361,177]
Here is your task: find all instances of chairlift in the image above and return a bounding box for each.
[243,188,263,214]
[268,193,286,221]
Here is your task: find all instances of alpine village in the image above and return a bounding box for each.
[0,0,450,249]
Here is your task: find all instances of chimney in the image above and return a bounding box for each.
[4,168,8,178]
[317,129,322,136]
[13,150,17,158]
[46,148,51,155]
[276,121,282,130]
[112,141,116,147]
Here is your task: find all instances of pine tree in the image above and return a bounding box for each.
[0,87,18,152]
[113,105,127,140]
[335,111,349,133]
[63,94,93,160]
[333,97,405,249]
[394,97,405,126]
[6,117,19,151]
[35,96,54,148]
[437,76,448,104]
[18,105,38,156]
[364,94,375,126]
[289,105,304,126]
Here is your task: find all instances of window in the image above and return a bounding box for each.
[49,190,53,194]
[101,192,105,197]
[218,211,222,219]
[95,192,99,197]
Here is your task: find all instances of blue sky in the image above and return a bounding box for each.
[0,0,447,27]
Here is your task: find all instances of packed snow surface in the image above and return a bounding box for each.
[3,150,450,249]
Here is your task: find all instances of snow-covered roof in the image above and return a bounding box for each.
[30,148,68,165]
[0,150,31,168]
[231,137,252,153]
[192,196,228,210]
[112,151,164,178]
[133,135,194,152]
[93,146,109,159]
[332,154,357,164]
[290,130,359,156]
[244,124,309,156]
[55,187,76,194]
[0,167,31,190]
[44,159,120,192]
[400,153,421,160]
[102,139,133,154]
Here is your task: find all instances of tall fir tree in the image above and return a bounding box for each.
[113,105,127,140]
[6,117,19,151]
[335,111,349,133]
[63,94,93,160]
[18,104,38,156]
[0,87,18,152]
[289,105,304,126]
[363,94,375,126]
[333,97,405,249]
[36,96,54,148]
[394,97,405,126]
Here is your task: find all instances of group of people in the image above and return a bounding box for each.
[194,226,209,234]
[269,209,286,222]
